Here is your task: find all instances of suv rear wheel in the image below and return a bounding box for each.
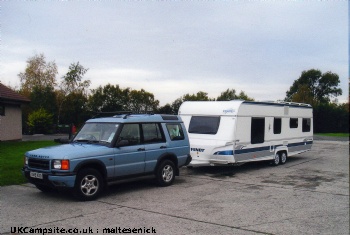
[73,168,104,201]
[156,160,175,187]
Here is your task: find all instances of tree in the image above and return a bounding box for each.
[60,92,89,125]
[171,91,213,114]
[285,69,342,104]
[88,84,130,113]
[157,104,174,114]
[127,89,159,113]
[60,62,90,95]
[57,62,90,124]
[287,84,314,104]
[88,85,159,114]
[216,89,254,101]
[18,53,58,96]
[30,86,57,118]
[313,103,349,133]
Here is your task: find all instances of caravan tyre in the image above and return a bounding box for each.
[280,152,287,164]
[272,153,280,166]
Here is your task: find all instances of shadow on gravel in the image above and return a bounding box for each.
[184,155,309,179]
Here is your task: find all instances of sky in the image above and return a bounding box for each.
[0,1,348,106]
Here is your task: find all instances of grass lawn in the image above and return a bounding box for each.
[0,141,58,186]
[314,133,349,138]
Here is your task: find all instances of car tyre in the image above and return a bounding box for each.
[156,160,175,187]
[73,168,104,201]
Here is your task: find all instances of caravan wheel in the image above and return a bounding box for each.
[280,152,287,164]
[272,153,280,166]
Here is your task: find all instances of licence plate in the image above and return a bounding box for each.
[30,172,43,179]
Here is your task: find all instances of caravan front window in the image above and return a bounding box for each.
[188,116,220,134]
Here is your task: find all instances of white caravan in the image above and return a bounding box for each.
[178,100,313,166]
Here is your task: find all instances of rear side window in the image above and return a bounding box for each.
[142,123,165,143]
[166,124,185,140]
[188,116,220,134]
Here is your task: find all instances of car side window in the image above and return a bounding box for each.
[142,123,165,144]
[166,124,185,141]
[117,124,141,146]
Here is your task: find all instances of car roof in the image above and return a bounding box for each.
[86,114,182,123]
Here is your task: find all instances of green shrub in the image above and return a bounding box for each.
[27,108,53,134]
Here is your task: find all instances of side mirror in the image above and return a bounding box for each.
[116,140,129,147]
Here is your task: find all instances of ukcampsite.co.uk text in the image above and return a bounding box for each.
[10,226,157,234]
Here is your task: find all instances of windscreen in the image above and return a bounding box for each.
[188,116,220,135]
[74,123,119,144]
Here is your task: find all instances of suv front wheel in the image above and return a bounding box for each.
[156,160,175,187]
[73,168,104,201]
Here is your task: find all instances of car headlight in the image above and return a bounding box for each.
[53,160,70,170]
[24,156,28,165]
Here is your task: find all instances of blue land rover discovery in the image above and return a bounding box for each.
[22,114,191,200]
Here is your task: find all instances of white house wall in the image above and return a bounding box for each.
[0,105,22,141]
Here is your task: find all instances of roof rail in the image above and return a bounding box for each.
[114,112,155,119]
[275,101,312,107]
[92,111,132,119]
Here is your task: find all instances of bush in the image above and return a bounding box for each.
[27,108,53,134]
[313,103,349,133]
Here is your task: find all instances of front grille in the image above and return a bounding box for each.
[28,158,50,170]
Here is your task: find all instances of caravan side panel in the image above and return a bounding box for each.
[179,101,313,166]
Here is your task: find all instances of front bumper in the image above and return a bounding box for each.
[22,167,76,188]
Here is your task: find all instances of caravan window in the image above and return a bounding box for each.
[273,118,282,134]
[188,116,220,134]
[302,118,311,132]
[290,118,298,128]
[251,118,265,144]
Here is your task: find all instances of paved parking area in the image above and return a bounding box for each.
[0,140,348,235]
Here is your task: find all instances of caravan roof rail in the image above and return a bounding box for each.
[275,101,312,107]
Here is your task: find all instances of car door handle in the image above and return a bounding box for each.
[160,146,167,149]
[137,148,145,151]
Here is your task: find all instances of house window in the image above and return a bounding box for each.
[251,117,265,144]
[0,105,5,116]
[273,118,282,134]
